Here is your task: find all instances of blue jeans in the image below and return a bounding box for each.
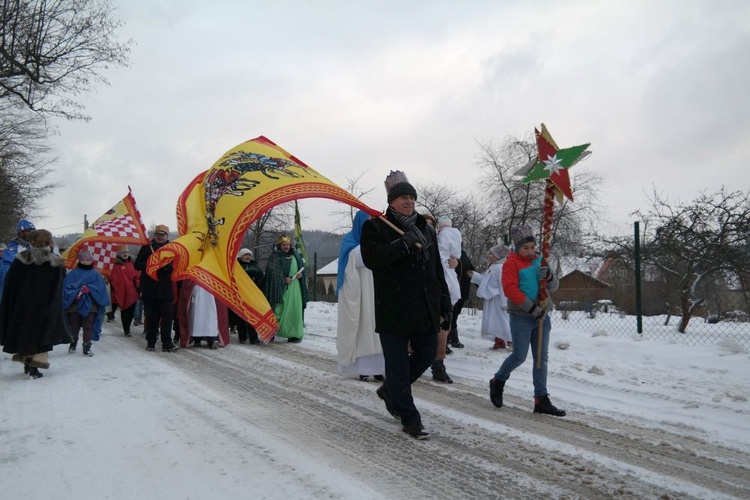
[379,331,437,427]
[494,314,551,397]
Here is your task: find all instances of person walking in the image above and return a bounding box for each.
[108,245,140,336]
[62,249,110,357]
[448,248,475,349]
[0,219,35,299]
[235,248,263,344]
[134,225,179,352]
[469,243,512,350]
[488,225,566,417]
[0,229,71,378]
[361,171,452,440]
[336,210,385,381]
[432,215,462,383]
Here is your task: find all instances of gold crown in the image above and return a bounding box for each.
[384,170,410,193]
[277,235,292,244]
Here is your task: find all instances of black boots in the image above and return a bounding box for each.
[448,327,464,348]
[28,366,43,379]
[489,378,505,408]
[82,342,93,357]
[534,395,566,417]
[402,423,430,440]
[431,361,453,384]
[376,384,399,419]
[69,341,77,353]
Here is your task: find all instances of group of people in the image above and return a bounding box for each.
[1,171,566,439]
[336,170,566,440]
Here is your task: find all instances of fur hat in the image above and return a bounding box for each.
[511,225,536,250]
[489,244,510,259]
[384,170,418,203]
[154,224,169,235]
[116,245,129,254]
[238,248,253,258]
[26,229,52,248]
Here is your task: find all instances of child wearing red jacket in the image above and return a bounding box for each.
[488,225,566,417]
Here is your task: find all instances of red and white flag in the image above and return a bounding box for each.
[62,188,150,277]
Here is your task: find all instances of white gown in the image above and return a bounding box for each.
[437,226,462,306]
[470,259,511,342]
[189,284,218,338]
[336,247,385,375]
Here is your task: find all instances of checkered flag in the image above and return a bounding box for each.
[61,188,150,276]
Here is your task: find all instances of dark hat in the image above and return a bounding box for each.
[384,170,418,203]
[511,225,536,250]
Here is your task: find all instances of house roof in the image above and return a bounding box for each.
[317,258,338,276]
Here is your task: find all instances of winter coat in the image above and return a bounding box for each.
[456,249,475,301]
[239,259,264,286]
[360,211,452,336]
[0,236,31,299]
[62,265,111,341]
[110,256,140,309]
[134,240,174,301]
[501,250,559,318]
[0,247,72,355]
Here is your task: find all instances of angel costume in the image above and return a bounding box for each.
[470,257,512,343]
[437,221,462,306]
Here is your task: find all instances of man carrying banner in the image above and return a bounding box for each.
[135,225,178,352]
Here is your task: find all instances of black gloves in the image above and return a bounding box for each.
[440,311,453,331]
[401,226,427,248]
[530,304,546,319]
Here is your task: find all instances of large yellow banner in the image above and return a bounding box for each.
[148,136,379,342]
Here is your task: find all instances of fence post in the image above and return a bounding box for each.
[634,221,643,334]
[313,251,318,302]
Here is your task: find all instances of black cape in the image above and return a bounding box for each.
[0,248,72,355]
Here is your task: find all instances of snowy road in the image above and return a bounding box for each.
[3,318,749,500]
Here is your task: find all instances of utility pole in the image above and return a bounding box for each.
[84,214,89,231]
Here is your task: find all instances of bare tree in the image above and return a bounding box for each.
[0,105,57,240]
[1,0,132,121]
[475,136,602,256]
[328,172,376,233]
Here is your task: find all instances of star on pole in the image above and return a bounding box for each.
[520,124,591,202]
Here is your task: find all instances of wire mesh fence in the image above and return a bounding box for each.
[310,277,750,351]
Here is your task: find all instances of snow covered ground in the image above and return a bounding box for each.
[2,302,749,499]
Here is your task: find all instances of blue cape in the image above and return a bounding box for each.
[336,210,370,294]
[63,268,110,341]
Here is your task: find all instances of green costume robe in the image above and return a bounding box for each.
[264,246,308,340]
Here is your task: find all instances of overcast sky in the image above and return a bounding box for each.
[41,0,750,237]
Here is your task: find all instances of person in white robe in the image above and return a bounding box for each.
[336,211,385,379]
[437,216,462,306]
[469,243,512,350]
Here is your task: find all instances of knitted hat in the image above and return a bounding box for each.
[384,170,418,203]
[77,249,93,261]
[511,225,536,250]
[238,248,253,258]
[17,219,35,233]
[116,245,129,254]
[154,224,169,235]
[489,244,510,259]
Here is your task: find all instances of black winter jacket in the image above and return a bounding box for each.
[361,212,452,336]
[134,240,174,301]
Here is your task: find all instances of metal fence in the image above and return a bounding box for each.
[310,278,750,351]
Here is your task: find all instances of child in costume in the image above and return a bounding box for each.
[469,243,512,350]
